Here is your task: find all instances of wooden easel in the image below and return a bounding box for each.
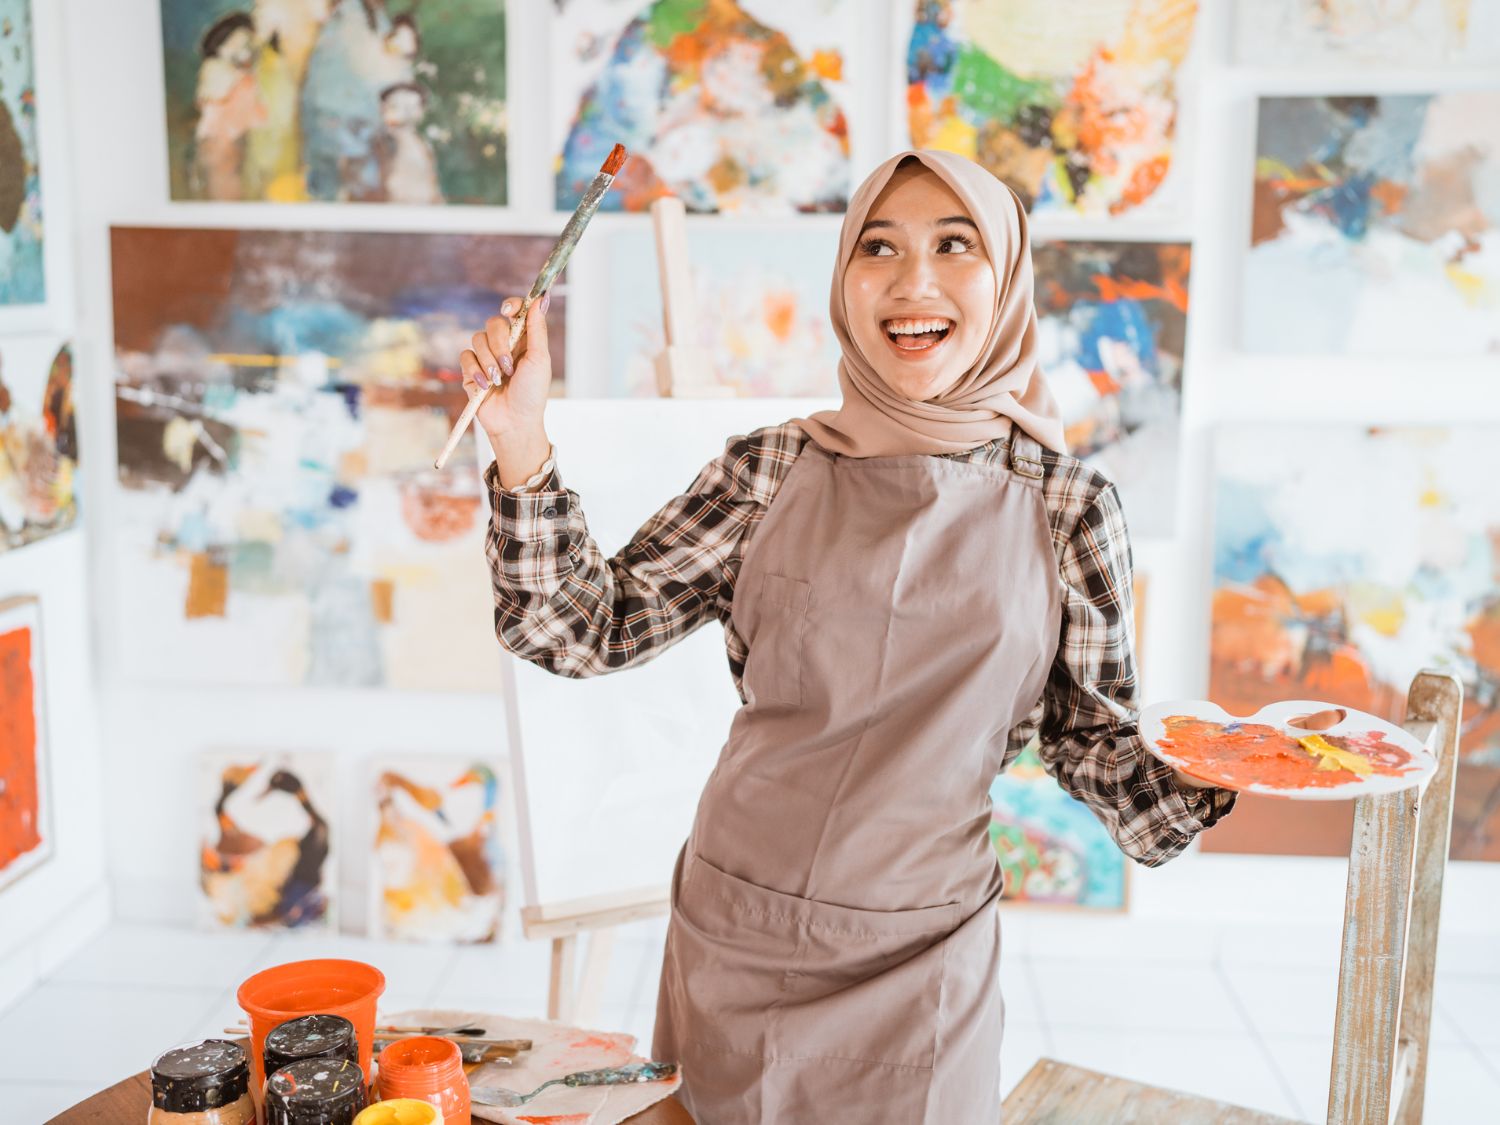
[648,196,733,399]
[522,888,669,1025]
[1004,669,1466,1124]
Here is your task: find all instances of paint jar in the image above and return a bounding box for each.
[264,1014,360,1082]
[375,1037,470,1125]
[238,959,385,1095]
[353,1100,443,1125]
[148,1040,255,1124]
[264,1058,367,1124]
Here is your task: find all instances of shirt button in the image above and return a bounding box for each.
[541,505,558,519]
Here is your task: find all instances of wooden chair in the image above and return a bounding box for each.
[1002,670,1465,1125]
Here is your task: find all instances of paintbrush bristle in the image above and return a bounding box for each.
[601,143,627,177]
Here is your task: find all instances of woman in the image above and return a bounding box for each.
[459,150,1235,1122]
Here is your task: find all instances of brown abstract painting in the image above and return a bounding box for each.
[111,226,564,690]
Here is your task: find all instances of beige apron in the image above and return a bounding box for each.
[654,428,1063,1123]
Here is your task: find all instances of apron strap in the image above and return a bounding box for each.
[1007,428,1045,480]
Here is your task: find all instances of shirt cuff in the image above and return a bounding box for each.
[487,443,557,494]
[484,458,572,541]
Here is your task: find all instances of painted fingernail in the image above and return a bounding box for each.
[473,366,488,387]
[500,354,515,376]
[487,364,500,383]
[540,293,551,314]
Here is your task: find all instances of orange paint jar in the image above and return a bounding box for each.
[375,1038,470,1125]
[237,959,385,1096]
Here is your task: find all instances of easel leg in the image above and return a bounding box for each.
[574,926,616,1028]
[549,934,577,1022]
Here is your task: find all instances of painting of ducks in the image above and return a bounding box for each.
[199,752,337,929]
[370,758,506,943]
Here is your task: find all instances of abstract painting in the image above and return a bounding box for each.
[1245,94,1500,354]
[0,340,77,553]
[604,225,841,396]
[1205,426,1500,861]
[199,751,337,930]
[111,226,564,690]
[552,0,854,214]
[1033,240,1189,537]
[905,0,1198,218]
[159,0,508,204]
[990,743,1127,910]
[1235,0,1500,67]
[0,0,44,304]
[369,757,506,943]
[0,596,50,894]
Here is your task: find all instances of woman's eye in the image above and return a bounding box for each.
[860,239,895,256]
[938,235,975,253]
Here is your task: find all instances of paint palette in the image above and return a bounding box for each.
[1139,700,1436,800]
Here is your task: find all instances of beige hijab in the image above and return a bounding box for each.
[794,150,1067,458]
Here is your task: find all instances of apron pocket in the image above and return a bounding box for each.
[674,852,958,1071]
[747,573,811,707]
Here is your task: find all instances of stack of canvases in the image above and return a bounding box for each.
[0,0,78,905]
[9,0,1480,944]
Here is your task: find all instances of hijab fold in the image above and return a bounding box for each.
[793,149,1068,458]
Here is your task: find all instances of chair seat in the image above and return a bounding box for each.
[1002,1058,1305,1125]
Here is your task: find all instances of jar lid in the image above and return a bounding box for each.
[151,1040,250,1112]
[265,1058,367,1125]
[264,1014,358,1074]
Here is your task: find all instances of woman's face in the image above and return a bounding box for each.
[842,164,997,402]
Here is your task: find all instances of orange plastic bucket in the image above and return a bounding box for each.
[237,959,385,1092]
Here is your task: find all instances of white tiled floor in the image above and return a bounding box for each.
[2,914,1496,1122]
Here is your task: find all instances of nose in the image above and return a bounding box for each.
[888,248,941,302]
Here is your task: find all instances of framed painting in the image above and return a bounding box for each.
[159,0,508,204]
[1245,93,1500,354]
[1235,0,1500,67]
[0,339,77,553]
[0,595,51,894]
[1205,425,1500,861]
[198,750,338,930]
[551,0,857,214]
[0,0,45,307]
[368,756,507,943]
[110,226,563,690]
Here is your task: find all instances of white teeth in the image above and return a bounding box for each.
[884,318,952,335]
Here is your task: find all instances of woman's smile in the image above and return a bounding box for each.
[881,315,956,358]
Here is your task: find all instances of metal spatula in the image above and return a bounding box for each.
[471,1061,678,1108]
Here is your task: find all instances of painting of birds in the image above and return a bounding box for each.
[199,754,336,930]
[371,758,505,943]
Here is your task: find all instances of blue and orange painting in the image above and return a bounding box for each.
[0,0,44,304]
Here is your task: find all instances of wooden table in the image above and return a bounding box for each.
[49,1070,694,1123]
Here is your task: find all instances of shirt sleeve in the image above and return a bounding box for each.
[482,431,773,679]
[1032,481,1236,867]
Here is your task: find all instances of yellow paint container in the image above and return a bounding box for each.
[353,1100,443,1125]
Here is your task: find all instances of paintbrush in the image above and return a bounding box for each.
[433,142,628,470]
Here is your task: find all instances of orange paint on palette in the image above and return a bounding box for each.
[518,1116,592,1124]
[1156,716,1416,791]
[0,625,42,869]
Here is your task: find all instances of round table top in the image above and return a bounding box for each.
[48,1069,694,1123]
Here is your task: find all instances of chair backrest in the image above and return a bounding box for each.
[1327,670,1464,1125]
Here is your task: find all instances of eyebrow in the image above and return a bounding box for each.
[858,215,979,236]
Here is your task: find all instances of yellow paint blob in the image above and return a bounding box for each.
[353,1099,443,1125]
[1298,734,1374,776]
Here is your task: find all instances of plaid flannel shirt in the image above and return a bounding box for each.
[484,420,1234,867]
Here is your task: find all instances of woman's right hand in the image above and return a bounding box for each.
[459,294,552,440]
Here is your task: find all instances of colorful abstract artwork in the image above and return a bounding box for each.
[0,0,44,304]
[552,0,854,214]
[989,743,1127,910]
[0,596,49,894]
[1033,240,1189,537]
[370,757,506,943]
[905,0,1198,218]
[604,225,841,396]
[199,751,337,930]
[1235,0,1500,67]
[0,340,77,553]
[111,227,563,690]
[1206,426,1500,861]
[159,0,507,204]
[1246,94,1500,354]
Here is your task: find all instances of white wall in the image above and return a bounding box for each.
[0,0,109,1013]
[56,0,1500,946]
